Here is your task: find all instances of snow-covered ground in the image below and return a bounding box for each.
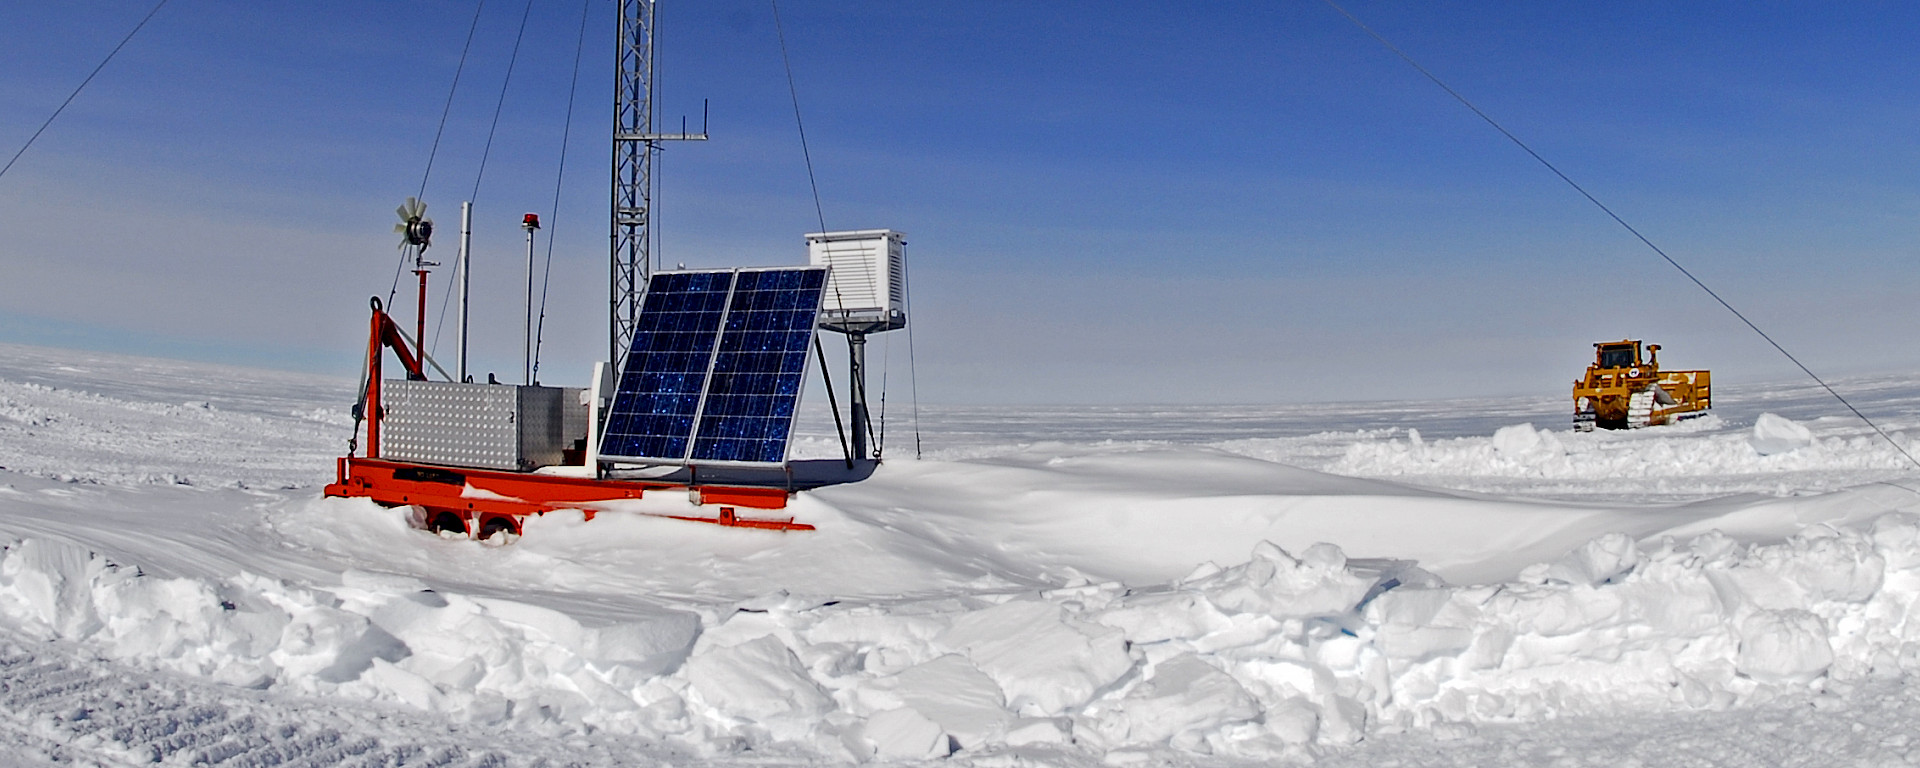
[4,340,1920,765]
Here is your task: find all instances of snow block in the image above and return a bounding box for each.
[936,599,1133,716]
[1082,654,1259,749]
[1183,541,1374,619]
[579,614,703,676]
[863,653,1010,749]
[292,609,409,684]
[1543,533,1641,587]
[0,537,112,639]
[1004,717,1070,746]
[1773,531,1885,604]
[683,634,834,741]
[1102,592,1228,650]
[1262,695,1320,745]
[1749,413,1813,456]
[1367,587,1475,662]
[1735,608,1833,683]
[860,707,953,760]
[1491,423,1565,464]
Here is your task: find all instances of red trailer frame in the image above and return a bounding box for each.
[322,299,813,537]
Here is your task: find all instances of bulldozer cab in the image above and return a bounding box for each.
[1595,341,1640,370]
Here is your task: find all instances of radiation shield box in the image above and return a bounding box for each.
[805,229,907,334]
[379,380,587,471]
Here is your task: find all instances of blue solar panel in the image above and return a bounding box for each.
[599,267,826,466]
[690,268,827,463]
[599,271,733,462]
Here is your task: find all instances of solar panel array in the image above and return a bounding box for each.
[599,267,827,466]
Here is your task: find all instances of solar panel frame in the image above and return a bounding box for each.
[597,266,827,467]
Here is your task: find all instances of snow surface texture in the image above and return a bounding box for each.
[4,340,1920,765]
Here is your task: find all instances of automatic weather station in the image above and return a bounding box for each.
[323,2,910,540]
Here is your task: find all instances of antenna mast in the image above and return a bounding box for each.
[611,0,705,369]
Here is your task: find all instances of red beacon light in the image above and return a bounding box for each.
[522,213,540,230]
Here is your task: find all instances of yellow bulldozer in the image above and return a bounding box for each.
[1572,339,1711,431]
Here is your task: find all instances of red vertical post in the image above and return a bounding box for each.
[414,269,429,362]
[366,305,386,458]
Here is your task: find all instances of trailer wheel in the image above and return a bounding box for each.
[427,511,469,537]
[477,515,520,542]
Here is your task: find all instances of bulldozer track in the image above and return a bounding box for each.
[0,630,655,767]
[1627,389,1654,429]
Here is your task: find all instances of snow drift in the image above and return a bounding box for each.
[7,508,1920,761]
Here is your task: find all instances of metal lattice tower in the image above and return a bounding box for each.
[611,0,704,369]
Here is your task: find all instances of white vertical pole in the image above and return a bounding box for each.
[524,223,536,384]
[457,202,472,383]
[585,360,613,473]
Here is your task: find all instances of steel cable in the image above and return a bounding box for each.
[0,0,171,183]
[429,0,537,359]
[772,0,857,464]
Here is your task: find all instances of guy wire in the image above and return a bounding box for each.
[532,0,596,382]
[430,0,537,358]
[0,0,171,183]
[773,0,863,462]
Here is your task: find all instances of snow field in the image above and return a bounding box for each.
[0,365,346,490]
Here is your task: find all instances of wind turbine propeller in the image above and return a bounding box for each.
[393,196,433,251]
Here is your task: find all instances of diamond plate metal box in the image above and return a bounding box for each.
[381,380,586,471]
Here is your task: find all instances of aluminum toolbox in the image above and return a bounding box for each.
[380,380,587,471]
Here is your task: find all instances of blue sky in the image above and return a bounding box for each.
[3,1,1919,404]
